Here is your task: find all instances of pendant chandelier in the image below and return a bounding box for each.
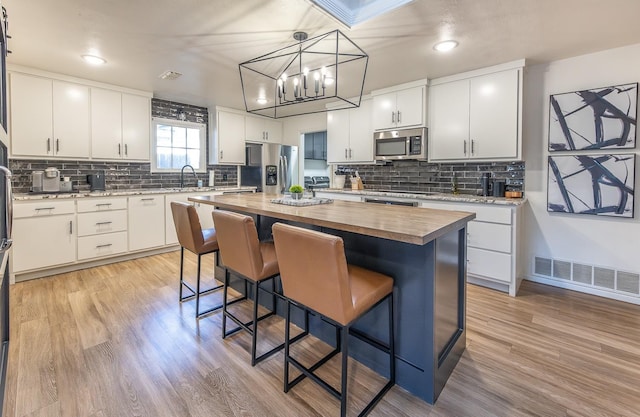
[239,29,368,119]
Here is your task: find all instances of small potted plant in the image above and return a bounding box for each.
[289,184,304,200]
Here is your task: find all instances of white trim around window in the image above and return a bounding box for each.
[151,117,207,173]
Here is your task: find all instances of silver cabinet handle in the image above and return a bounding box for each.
[96,203,112,207]
[391,112,395,124]
[96,243,112,249]
[35,207,55,211]
[471,139,475,155]
[344,148,348,158]
[349,148,352,158]
[69,220,73,235]
[397,111,401,123]
[95,221,113,226]
[266,132,269,141]
[47,138,51,152]
[118,143,121,155]
[463,140,467,156]
[141,198,155,201]
[56,139,60,153]
[220,150,223,159]
[124,144,128,156]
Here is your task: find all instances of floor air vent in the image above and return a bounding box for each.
[532,256,639,300]
[594,267,615,290]
[617,272,640,295]
[572,263,593,285]
[553,260,571,280]
[534,257,552,276]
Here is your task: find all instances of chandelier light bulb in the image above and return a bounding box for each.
[314,71,320,94]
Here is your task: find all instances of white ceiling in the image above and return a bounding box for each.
[5,0,640,112]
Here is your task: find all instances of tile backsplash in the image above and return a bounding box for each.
[337,160,525,195]
[9,98,239,194]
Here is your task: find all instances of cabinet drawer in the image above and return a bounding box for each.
[77,231,128,260]
[420,201,512,224]
[473,205,511,224]
[467,247,512,283]
[77,210,128,237]
[14,200,76,218]
[77,197,128,213]
[128,195,163,207]
[467,221,511,253]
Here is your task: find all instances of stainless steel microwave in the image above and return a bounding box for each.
[374,127,427,161]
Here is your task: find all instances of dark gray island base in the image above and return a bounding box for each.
[189,193,475,404]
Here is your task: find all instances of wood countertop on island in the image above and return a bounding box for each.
[188,193,475,245]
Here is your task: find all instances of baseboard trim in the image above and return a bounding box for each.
[524,274,640,306]
[13,245,181,282]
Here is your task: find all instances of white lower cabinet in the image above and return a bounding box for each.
[76,199,128,260]
[420,200,522,296]
[78,232,128,260]
[128,195,165,251]
[13,200,77,273]
[9,189,259,279]
[467,247,512,283]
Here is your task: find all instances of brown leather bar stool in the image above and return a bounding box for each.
[212,209,301,366]
[272,223,395,417]
[170,201,226,318]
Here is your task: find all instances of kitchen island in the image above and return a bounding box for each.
[189,193,475,404]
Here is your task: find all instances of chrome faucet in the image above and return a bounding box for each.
[180,164,198,188]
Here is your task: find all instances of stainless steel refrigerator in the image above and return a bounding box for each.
[241,143,299,194]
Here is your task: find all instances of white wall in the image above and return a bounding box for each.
[523,43,640,300]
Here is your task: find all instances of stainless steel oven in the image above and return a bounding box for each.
[374,127,427,161]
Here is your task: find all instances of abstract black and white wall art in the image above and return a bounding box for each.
[549,83,638,151]
[548,154,635,217]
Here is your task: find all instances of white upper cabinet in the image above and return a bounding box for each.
[245,114,282,143]
[10,73,90,158]
[121,93,151,160]
[92,90,150,160]
[326,98,373,164]
[326,106,351,164]
[91,88,122,159]
[372,83,426,131]
[429,62,523,162]
[428,80,470,160]
[468,70,519,159]
[214,109,245,165]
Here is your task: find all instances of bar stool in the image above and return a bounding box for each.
[272,222,395,417]
[212,209,299,366]
[170,201,224,318]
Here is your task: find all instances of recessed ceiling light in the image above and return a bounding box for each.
[433,40,459,52]
[81,54,106,65]
[256,97,268,105]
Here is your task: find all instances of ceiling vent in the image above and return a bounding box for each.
[159,70,182,80]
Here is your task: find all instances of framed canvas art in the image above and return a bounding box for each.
[549,83,637,151]
[548,154,635,217]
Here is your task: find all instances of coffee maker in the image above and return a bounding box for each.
[32,167,60,192]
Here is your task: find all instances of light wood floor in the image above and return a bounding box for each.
[4,252,640,417]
